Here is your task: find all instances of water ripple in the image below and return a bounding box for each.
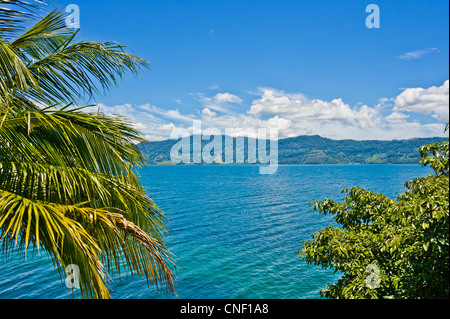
[0,164,432,299]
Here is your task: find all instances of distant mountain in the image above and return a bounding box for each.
[137,135,448,165]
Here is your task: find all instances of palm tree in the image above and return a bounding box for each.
[0,1,176,298]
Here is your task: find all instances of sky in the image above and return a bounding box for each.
[53,0,448,140]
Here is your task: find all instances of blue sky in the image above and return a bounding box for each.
[54,0,448,140]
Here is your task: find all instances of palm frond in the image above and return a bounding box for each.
[26,40,149,104]
[0,37,40,104]
[10,9,74,59]
[0,188,110,299]
[0,107,177,297]
[0,188,176,297]
[1,2,149,106]
[0,0,44,40]
[0,0,175,299]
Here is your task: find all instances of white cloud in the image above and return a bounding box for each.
[85,102,133,114]
[384,111,410,122]
[197,92,243,113]
[144,135,169,141]
[375,97,395,109]
[202,108,217,117]
[214,93,242,104]
[248,88,381,128]
[147,123,192,139]
[394,80,449,122]
[299,120,446,141]
[247,88,308,115]
[142,105,196,123]
[195,85,448,140]
[84,81,449,142]
[397,48,439,60]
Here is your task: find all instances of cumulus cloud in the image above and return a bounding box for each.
[85,81,449,142]
[248,88,381,128]
[247,88,308,115]
[384,111,410,122]
[394,80,449,122]
[214,93,242,104]
[197,92,243,112]
[202,108,217,117]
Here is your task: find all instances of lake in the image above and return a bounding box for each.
[0,164,433,299]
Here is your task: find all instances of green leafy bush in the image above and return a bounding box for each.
[300,127,449,299]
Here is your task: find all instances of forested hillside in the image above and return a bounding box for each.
[138,135,449,165]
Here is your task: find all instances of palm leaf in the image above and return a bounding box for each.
[0,103,176,298]
[0,0,44,40]
[2,3,149,106]
[0,0,176,299]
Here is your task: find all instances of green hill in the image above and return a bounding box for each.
[138,135,448,165]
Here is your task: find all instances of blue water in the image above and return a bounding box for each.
[0,164,433,299]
